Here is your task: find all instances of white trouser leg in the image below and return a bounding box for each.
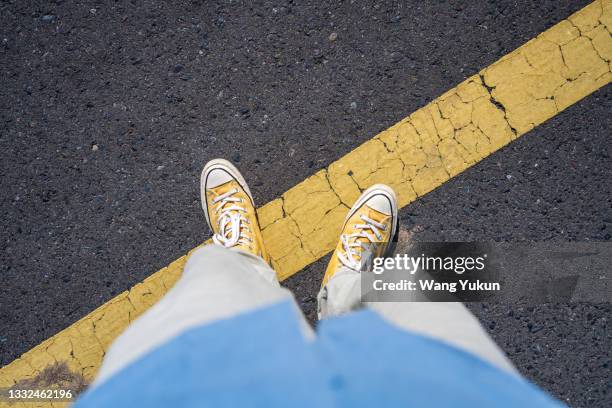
[317,267,519,376]
[94,245,310,386]
[317,267,362,318]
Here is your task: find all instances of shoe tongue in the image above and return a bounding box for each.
[217,208,243,243]
[347,210,386,259]
[345,241,376,272]
[234,215,255,245]
[352,235,371,251]
[345,231,374,266]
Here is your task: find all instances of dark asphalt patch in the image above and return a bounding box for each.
[1,0,608,406]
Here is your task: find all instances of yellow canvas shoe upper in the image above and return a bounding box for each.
[321,186,397,288]
[202,160,269,264]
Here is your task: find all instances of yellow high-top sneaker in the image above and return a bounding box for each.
[321,184,398,288]
[201,159,269,264]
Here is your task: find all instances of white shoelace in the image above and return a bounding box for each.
[211,188,252,249]
[337,215,386,271]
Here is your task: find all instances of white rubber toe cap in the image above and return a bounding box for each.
[365,194,393,215]
[205,168,233,188]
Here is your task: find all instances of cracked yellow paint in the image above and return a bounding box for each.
[257,198,284,228]
[1,1,610,405]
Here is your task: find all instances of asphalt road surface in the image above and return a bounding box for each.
[1,1,610,406]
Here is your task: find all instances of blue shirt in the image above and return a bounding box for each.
[75,300,564,407]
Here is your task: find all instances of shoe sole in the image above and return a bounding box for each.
[343,184,399,258]
[201,159,254,232]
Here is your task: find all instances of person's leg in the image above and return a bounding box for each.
[317,184,399,319]
[367,302,519,376]
[319,275,518,376]
[318,184,520,377]
[320,270,519,376]
[317,266,361,317]
[95,159,311,385]
[96,244,308,385]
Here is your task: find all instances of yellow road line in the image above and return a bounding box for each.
[1,0,610,403]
